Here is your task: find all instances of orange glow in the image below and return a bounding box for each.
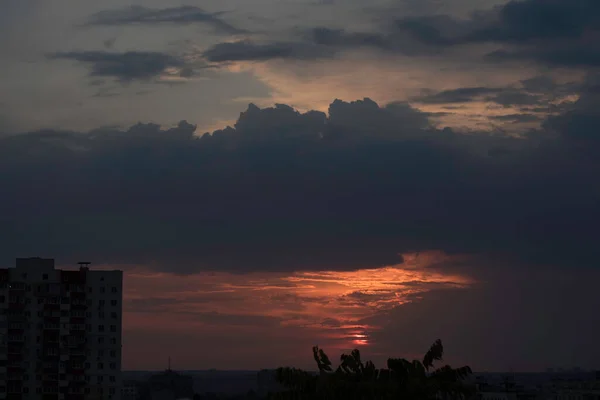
[203,52,584,134]
[111,251,474,365]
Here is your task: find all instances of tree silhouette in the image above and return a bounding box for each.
[269,339,474,400]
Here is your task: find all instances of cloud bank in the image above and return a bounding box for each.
[1,91,599,273]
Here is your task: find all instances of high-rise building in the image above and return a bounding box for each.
[0,258,123,400]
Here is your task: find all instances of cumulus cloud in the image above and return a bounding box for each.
[86,5,245,35]
[0,92,599,272]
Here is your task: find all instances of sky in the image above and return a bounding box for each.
[1,0,600,372]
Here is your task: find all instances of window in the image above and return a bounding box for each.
[109,376,115,382]
[22,273,27,279]
[109,388,116,395]
[110,325,116,333]
[110,338,117,345]
[111,312,117,319]
[99,300,105,306]
[98,325,104,332]
[42,274,48,280]
[109,362,116,370]
[110,300,117,306]
[98,337,104,344]
[99,350,104,357]
[99,312,105,319]
[100,287,105,294]
[97,363,104,370]
[111,287,117,293]
[97,376,104,383]
[110,350,116,357]
[0,296,4,303]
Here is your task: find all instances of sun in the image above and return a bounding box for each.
[351,333,369,346]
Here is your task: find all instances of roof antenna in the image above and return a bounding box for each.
[168,356,171,371]
[78,262,91,270]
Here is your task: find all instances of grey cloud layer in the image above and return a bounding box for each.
[1,88,599,272]
[86,5,245,35]
[48,51,185,82]
[202,0,600,68]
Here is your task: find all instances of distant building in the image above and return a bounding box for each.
[122,380,141,400]
[479,392,518,400]
[0,257,123,400]
[138,369,194,400]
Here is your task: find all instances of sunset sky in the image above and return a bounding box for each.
[1,0,600,372]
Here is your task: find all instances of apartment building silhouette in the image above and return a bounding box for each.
[0,258,123,400]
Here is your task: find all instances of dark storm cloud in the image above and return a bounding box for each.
[391,0,600,67]
[467,0,600,43]
[87,5,245,35]
[543,76,600,142]
[48,51,184,82]
[202,0,600,68]
[486,91,543,107]
[202,25,402,63]
[413,86,546,108]
[413,87,504,104]
[363,267,600,371]
[489,114,541,123]
[0,88,599,273]
[202,22,453,63]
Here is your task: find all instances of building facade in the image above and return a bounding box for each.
[0,258,123,400]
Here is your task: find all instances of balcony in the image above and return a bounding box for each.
[8,283,25,290]
[7,347,22,355]
[44,311,61,318]
[69,285,86,293]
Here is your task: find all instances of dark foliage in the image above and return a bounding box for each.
[270,340,474,400]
